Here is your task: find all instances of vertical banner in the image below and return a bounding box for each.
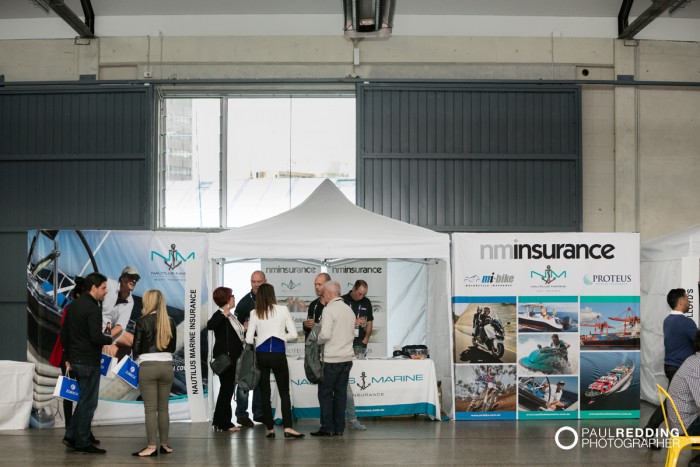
[330,259,388,357]
[26,230,209,427]
[261,260,320,356]
[184,258,207,422]
[452,233,640,421]
[681,256,699,324]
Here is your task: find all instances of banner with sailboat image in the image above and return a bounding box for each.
[27,229,209,427]
[451,232,640,420]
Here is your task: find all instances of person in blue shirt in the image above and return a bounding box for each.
[645,288,695,448]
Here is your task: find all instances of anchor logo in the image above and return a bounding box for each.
[281,280,301,290]
[356,371,372,391]
[165,244,182,270]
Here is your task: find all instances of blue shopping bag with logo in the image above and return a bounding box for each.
[112,355,139,389]
[53,372,80,402]
[100,353,114,377]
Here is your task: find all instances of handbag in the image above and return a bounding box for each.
[210,353,233,375]
[53,371,80,402]
[235,344,260,391]
[112,355,140,389]
[210,314,233,375]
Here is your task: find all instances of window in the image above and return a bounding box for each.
[160,94,356,228]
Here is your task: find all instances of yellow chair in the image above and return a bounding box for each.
[657,384,700,467]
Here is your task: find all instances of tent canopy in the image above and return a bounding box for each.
[641,223,700,262]
[208,179,449,260]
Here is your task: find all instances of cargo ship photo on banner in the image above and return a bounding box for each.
[329,259,387,357]
[27,229,209,428]
[451,232,640,421]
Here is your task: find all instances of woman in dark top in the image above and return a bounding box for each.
[207,287,245,432]
[131,290,177,457]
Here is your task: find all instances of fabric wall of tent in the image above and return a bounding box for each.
[207,180,454,415]
[640,225,700,403]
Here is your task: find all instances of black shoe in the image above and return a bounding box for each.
[237,417,254,428]
[75,445,106,454]
[266,431,276,438]
[310,430,332,437]
[62,437,75,448]
[647,438,662,451]
[160,445,173,454]
[332,432,344,436]
[132,447,158,457]
[284,431,305,438]
[89,434,100,445]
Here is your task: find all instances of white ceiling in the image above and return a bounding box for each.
[1,0,699,41]
[3,0,699,19]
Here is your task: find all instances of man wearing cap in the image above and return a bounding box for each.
[102,266,140,357]
[546,381,566,410]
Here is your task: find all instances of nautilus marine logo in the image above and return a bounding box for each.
[356,371,372,391]
[281,280,302,290]
[531,265,566,285]
[150,243,195,270]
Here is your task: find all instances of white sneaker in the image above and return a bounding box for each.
[348,421,366,430]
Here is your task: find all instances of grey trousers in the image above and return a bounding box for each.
[138,361,174,446]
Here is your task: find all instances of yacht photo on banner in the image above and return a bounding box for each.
[26,229,209,428]
[451,232,640,421]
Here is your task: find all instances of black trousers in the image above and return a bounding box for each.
[645,364,679,429]
[256,352,293,429]
[212,362,236,429]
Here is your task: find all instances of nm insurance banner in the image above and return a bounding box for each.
[451,233,640,421]
[27,230,209,427]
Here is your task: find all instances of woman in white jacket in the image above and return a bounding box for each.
[245,283,304,439]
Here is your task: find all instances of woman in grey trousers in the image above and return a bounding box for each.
[131,290,177,457]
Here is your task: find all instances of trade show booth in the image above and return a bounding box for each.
[640,224,700,403]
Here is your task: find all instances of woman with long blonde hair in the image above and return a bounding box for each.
[131,290,177,457]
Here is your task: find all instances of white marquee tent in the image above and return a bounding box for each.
[208,180,454,415]
[640,224,700,403]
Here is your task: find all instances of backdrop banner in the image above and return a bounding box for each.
[452,233,640,420]
[27,229,209,427]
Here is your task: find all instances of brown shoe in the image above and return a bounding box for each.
[237,416,254,428]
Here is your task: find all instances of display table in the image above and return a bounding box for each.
[0,361,35,430]
[272,357,441,422]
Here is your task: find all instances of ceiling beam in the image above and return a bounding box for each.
[618,0,681,39]
[45,0,95,38]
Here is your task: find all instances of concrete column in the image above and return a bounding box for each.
[613,40,638,233]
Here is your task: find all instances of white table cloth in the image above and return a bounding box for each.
[271,357,441,422]
[0,361,35,430]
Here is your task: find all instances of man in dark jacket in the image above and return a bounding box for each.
[61,272,112,454]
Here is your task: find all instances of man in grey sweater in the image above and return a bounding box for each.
[311,281,355,437]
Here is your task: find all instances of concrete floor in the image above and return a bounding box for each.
[0,401,690,466]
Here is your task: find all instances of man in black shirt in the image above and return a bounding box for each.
[342,280,374,348]
[303,273,331,339]
[61,272,112,454]
[233,270,265,427]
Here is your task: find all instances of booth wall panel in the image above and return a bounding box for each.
[0,85,153,361]
[357,84,582,232]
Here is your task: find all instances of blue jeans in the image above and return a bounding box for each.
[346,383,357,421]
[318,361,353,434]
[235,386,263,420]
[65,363,100,448]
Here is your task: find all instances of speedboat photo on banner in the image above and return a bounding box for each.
[451,232,640,421]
